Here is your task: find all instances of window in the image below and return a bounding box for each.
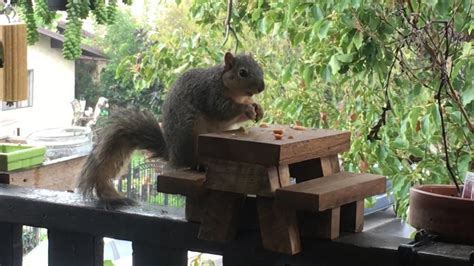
[1,69,34,111]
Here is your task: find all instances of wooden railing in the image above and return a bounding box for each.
[0,184,472,266]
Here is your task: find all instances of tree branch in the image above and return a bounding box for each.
[222,0,239,54]
[367,47,401,141]
[438,21,461,194]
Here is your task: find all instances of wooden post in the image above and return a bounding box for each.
[299,208,341,239]
[132,242,187,266]
[0,222,23,266]
[185,193,207,222]
[198,190,245,242]
[48,230,103,266]
[256,196,301,254]
[0,23,28,102]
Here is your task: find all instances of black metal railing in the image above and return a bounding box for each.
[0,184,472,266]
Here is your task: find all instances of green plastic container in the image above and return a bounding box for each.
[0,143,46,171]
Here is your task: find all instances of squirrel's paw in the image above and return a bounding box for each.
[244,104,257,121]
[252,103,264,122]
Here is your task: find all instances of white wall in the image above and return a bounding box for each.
[0,35,75,138]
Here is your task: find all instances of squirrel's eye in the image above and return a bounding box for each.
[239,69,249,78]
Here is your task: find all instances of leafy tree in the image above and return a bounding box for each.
[78,10,164,114]
[114,0,473,218]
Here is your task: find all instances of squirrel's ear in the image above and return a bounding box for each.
[224,52,235,71]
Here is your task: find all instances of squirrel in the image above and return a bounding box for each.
[77,52,265,206]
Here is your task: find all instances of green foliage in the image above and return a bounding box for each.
[18,0,39,44]
[103,260,115,266]
[189,253,216,266]
[78,10,163,113]
[16,0,133,60]
[63,0,84,60]
[111,0,472,219]
[34,0,57,25]
[92,0,108,25]
[106,0,118,23]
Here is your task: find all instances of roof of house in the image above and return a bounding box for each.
[37,28,108,61]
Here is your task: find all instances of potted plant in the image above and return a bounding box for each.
[392,3,474,244]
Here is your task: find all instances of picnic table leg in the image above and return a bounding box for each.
[198,190,245,242]
[256,196,301,254]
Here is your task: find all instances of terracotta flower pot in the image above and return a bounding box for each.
[409,185,474,244]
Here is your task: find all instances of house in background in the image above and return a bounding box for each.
[0,27,107,140]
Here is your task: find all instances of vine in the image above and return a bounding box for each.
[15,0,133,60]
[18,0,38,44]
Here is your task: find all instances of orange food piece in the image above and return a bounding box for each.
[260,123,269,128]
[273,133,283,140]
[273,129,284,134]
[292,125,306,131]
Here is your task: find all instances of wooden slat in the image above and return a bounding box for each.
[198,190,245,242]
[48,230,103,266]
[185,192,207,222]
[204,159,284,196]
[0,222,23,266]
[320,154,341,176]
[157,169,206,196]
[276,172,386,211]
[0,23,28,102]
[198,125,350,165]
[256,196,301,254]
[132,242,187,266]
[5,155,86,191]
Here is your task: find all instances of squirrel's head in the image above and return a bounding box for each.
[222,52,265,97]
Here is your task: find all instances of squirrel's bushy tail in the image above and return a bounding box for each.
[77,108,167,205]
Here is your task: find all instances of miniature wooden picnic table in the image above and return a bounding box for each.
[158,125,386,255]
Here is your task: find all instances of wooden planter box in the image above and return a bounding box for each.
[409,185,474,245]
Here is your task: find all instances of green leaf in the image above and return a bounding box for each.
[458,153,472,180]
[318,20,331,40]
[421,116,431,137]
[172,62,189,74]
[303,65,314,87]
[329,55,340,74]
[462,86,474,106]
[281,64,292,83]
[336,53,354,63]
[376,143,388,160]
[412,83,422,97]
[430,104,441,127]
[175,0,181,5]
[426,0,438,7]
[408,145,424,158]
[259,16,269,33]
[322,66,332,83]
[286,0,298,24]
[352,31,363,49]
[312,5,324,20]
[393,137,408,149]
